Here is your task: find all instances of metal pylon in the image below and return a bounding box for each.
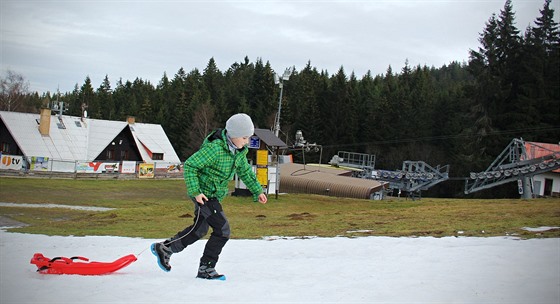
[464,138,560,198]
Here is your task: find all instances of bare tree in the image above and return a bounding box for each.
[188,100,217,153]
[0,70,30,111]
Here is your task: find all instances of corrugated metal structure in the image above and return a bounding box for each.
[279,163,387,199]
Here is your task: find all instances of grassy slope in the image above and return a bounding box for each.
[1,177,559,239]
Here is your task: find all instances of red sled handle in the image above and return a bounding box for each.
[70,256,89,262]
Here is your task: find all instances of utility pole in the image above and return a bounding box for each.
[273,68,292,138]
[272,67,292,199]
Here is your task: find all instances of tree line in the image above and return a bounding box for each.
[2,0,558,197]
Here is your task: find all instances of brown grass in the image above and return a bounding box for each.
[1,177,559,239]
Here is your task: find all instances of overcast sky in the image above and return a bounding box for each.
[1,0,559,94]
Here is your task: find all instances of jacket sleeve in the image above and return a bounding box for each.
[236,156,263,201]
[183,144,216,198]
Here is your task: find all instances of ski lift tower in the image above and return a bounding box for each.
[372,161,449,199]
[465,138,560,198]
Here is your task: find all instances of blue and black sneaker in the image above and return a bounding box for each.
[151,242,172,272]
[197,262,225,280]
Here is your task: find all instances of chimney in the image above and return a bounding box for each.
[127,116,136,124]
[39,108,51,136]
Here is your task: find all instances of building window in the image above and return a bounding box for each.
[107,149,115,160]
[1,142,9,154]
[152,153,164,160]
[120,150,129,160]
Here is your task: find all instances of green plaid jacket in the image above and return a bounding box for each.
[183,129,263,202]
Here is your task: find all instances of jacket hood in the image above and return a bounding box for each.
[203,128,248,153]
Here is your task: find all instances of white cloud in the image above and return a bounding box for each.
[1,0,558,93]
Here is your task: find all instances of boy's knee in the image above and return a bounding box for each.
[221,221,231,238]
[209,214,230,238]
[194,224,210,239]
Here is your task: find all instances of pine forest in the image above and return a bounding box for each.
[2,0,559,197]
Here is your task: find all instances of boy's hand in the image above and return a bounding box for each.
[258,193,267,204]
[195,193,208,205]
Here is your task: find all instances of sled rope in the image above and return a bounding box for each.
[165,203,202,245]
[137,204,202,256]
[136,246,150,257]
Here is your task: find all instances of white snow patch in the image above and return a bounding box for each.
[346,229,373,233]
[0,202,114,212]
[1,229,559,303]
[522,226,560,232]
[261,235,317,241]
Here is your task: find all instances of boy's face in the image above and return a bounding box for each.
[231,136,250,149]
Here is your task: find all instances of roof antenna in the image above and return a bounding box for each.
[81,102,88,121]
[50,87,66,129]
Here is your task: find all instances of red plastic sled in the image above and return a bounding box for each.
[30,253,137,275]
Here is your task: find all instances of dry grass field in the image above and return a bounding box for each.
[1,177,559,239]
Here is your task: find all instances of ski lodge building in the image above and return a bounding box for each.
[0,108,181,175]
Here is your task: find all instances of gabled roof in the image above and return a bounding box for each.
[130,123,175,160]
[1,111,89,161]
[0,111,180,163]
[86,118,129,160]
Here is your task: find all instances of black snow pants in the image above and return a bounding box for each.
[166,198,230,266]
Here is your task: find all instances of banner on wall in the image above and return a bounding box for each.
[166,164,182,172]
[0,154,23,170]
[139,163,154,178]
[30,156,49,171]
[121,161,136,174]
[76,162,120,173]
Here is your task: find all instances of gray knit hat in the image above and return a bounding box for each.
[225,113,254,138]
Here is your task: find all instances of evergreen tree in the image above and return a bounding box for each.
[64,84,82,118]
[523,0,560,142]
[358,70,382,150]
[494,0,525,136]
[184,68,212,155]
[466,13,503,165]
[112,78,130,121]
[169,92,190,159]
[345,71,361,147]
[223,57,254,117]
[285,61,323,148]
[249,59,276,129]
[97,75,114,120]
[203,58,226,122]
[321,67,351,147]
[154,72,171,125]
[80,76,98,118]
[138,97,152,123]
